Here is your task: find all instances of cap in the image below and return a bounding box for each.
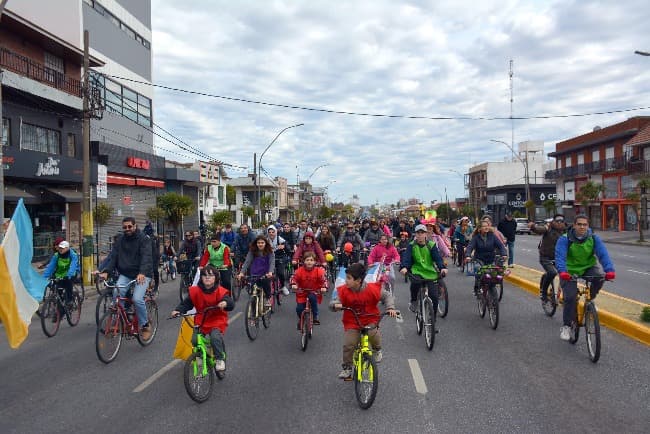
[544,218,553,223]
[58,241,70,249]
[54,236,65,246]
[304,231,314,238]
[414,224,427,232]
[344,242,353,252]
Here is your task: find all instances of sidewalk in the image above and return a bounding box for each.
[593,229,650,248]
[506,265,650,346]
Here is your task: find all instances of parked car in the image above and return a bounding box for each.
[515,218,531,234]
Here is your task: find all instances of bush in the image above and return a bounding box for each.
[640,306,650,323]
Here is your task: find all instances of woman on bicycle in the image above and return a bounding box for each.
[453,216,473,267]
[172,265,234,372]
[316,225,337,252]
[199,233,232,291]
[161,238,177,278]
[290,251,328,328]
[292,231,326,267]
[425,220,451,259]
[238,235,275,307]
[464,220,507,296]
[330,262,397,379]
[367,234,400,268]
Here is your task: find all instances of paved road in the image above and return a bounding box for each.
[513,235,650,304]
[1,271,649,433]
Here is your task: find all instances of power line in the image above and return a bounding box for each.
[106,73,650,121]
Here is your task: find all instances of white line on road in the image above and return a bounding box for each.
[628,269,650,276]
[133,311,243,393]
[408,359,428,395]
[622,255,637,258]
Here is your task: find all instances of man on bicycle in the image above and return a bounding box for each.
[529,214,566,302]
[42,240,79,307]
[555,214,615,341]
[232,223,255,270]
[337,223,363,264]
[362,219,384,247]
[199,233,232,291]
[178,230,203,263]
[97,217,153,340]
[399,224,448,314]
[267,225,290,295]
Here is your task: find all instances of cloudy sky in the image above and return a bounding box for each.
[150,0,650,206]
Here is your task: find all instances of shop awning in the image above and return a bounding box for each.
[3,185,40,204]
[107,174,136,186]
[136,178,165,188]
[43,188,83,203]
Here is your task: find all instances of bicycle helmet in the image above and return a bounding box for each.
[344,242,353,253]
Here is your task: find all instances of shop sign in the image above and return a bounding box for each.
[97,164,108,199]
[539,192,557,201]
[35,157,60,176]
[127,157,150,170]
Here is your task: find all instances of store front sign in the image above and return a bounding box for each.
[127,157,150,170]
[97,164,108,199]
[35,157,60,177]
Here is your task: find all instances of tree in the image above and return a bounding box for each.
[94,202,113,260]
[146,206,166,228]
[576,181,604,226]
[318,205,335,220]
[436,203,454,224]
[241,206,255,221]
[226,185,236,211]
[208,210,232,234]
[459,204,474,221]
[542,199,556,218]
[156,192,195,248]
[524,200,536,221]
[627,176,650,243]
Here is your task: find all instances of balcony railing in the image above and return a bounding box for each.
[545,155,648,180]
[0,47,82,97]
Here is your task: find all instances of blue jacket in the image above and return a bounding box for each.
[221,230,235,247]
[232,231,256,257]
[465,231,507,265]
[43,249,80,279]
[554,228,614,274]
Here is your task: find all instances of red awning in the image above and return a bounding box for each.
[107,174,136,185]
[136,178,165,188]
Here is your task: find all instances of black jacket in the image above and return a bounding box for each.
[531,224,564,259]
[465,232,507,265]
[102,229,153,279]
[497,218,517,242]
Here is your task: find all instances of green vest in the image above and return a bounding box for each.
[207,243,227,269]
[566,236,596,276]
[55,254,71,278]
[410,241,439,280]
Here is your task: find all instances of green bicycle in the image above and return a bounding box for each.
[172,306,226,403]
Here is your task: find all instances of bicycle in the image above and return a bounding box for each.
[243,275,272,341]
[177,259,198,302]
[95,274,114,326]
[294,288,318,351]
[230,255,244,301]
[470,259,504,330]
[540,260,559,317]
[171,306,226,403]
[95,279,159,363]
[39,278,82,337]
[407,273,439,350]
[338,308,399,409]
[566,275,606,363]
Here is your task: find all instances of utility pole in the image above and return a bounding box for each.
[509,59,515,161]
[252,152,257,226]
[81,30,94,285]
[0,0,8,242]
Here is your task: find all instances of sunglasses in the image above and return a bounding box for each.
[122,225,134,229]
[347,227,354,229]
[554,218,565,223]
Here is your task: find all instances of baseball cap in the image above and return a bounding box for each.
[58,241,70,249]
[414,224,427,232]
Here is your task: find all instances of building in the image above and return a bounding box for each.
[545,117,650,231]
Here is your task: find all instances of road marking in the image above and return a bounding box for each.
[408,359,428,395]
[133,311,243,393]
[622,255,636,258]
[628,269,650,276]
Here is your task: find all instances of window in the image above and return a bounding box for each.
[577,153,584,165]
[2,118,10,146]
[67,133,76,157]
[88,0,151,49]
[592,149,600,162]
[21,123,61,154]
[99,77,152,126]
[621,175,636,196]
[603,176,618,199]
[565,156,571,167]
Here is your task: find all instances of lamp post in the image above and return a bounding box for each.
[635,50,650,56]
[307,163,329,183]
[491,138,531,218]
[257,123,304,226]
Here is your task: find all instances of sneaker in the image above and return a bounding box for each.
[281,286,290,296]
[409,301,417,312]
[508,264,514,268]
[215,359,226,371]
[374,350,383,363]
[338,366,353,379]
[560,325,571,341]
[140,323,153,340]
[313,318,320,325]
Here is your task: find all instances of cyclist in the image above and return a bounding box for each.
[199,233,232,291]
[316,224,337,252]
[143,224,160,294]
[97,217,153,340]
[295,220,312,244]
[367,234,400,267]
[293,231,326,266]
[555,214,615,341]
[290,251,328,328]
[464,220,507,296]
[267,225,290,295]
[399,224,448,313]
[171,265,234,372]
[337,223,363,264]
[232,224,256,270]
[280,222,297,256]
[237,235,275,307]
[42,240,79,307]
[178,230,203,264]
[453,216,473,268]
[396,231,410,254]
[330,262,397,379]
[497,212,517,267]
[362,219,384,248]
[425,220,450,259]
[161,238,177,279]
[221,223,235,248]
[529,214,566,302]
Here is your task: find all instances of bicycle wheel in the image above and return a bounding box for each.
[354,353,379,410]
[74,282,85,303]
[541,277,557,317]
[497,281,504,302]
[487,286,499,330]
[415,302,423,336]
[437,280,449,318]
[300,310,311,352]
[184,352,214,403]
[137,299,158,346]
[95,290,112,326]
[231,275,242,301]
[179,275,190,302]
[584,302,601,363]
[40,296,61,337]
[569,320,580,344]
[423,298,436,350]
[477,287,487,318]
[262,299,272,329]
[96,311,123,364]
[66,291,82,326]
[245,296,259,340]
[160,265,168,283]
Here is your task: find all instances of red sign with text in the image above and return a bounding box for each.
[127,157,150,170]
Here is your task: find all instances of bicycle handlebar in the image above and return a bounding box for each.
[337,306,401,329]
[169,305,223,328]
[97,277,137,289]
[406,272,440,283]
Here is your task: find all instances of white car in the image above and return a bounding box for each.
[515,218,531,234]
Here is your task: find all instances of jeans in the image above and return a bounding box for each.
[409,280,439,311]
[296,292,319,319]
[208,329,226,361]
[506,240,515,266]
[559,265,604,326]
[115,274,151,327]
[539,257,558,299]
[342,328,381,367]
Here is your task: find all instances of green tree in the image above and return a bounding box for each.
[318,205,335,220]
[241,206,255,222]
[459,204,474,221]
[94,202,113,259]
[436,203,454,224]
[157,192,195,247]
[542,199,556,218]
[524,199,536,221]
[208,210,232,233]
[226,185,236,211]
[146,206,166,226]
[576,181,605,226]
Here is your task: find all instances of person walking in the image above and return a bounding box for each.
[497,212,517,267]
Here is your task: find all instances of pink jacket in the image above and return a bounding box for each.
[367,243,400,266]
[432,234,450,258]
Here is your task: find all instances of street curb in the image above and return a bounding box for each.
[505,274,650,347]
[603,240,650,249]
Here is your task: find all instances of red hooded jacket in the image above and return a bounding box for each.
[337,282,381,330]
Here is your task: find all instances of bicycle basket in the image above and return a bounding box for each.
[465,260,481,277]
[176,259,194,274]
[477,265,504,283]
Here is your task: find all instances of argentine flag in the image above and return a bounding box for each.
[0,199,49,348]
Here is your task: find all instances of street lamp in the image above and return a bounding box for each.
[257,123,304,226]
[307,163,329,182]
[635,50,650,56]
[491,138,531,218]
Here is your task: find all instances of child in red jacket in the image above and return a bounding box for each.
[290,251,328,328]
[329,262,397,379]
[171,265,234,372]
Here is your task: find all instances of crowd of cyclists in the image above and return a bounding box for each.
[42,210,615,379]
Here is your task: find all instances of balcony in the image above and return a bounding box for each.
[545,155,647,180]
[0,47,82,97]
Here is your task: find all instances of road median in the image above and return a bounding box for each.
[506,265,650,346]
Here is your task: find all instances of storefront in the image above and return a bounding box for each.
[487,184,558,221]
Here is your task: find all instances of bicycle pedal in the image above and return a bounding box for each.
[343,377,353,382]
